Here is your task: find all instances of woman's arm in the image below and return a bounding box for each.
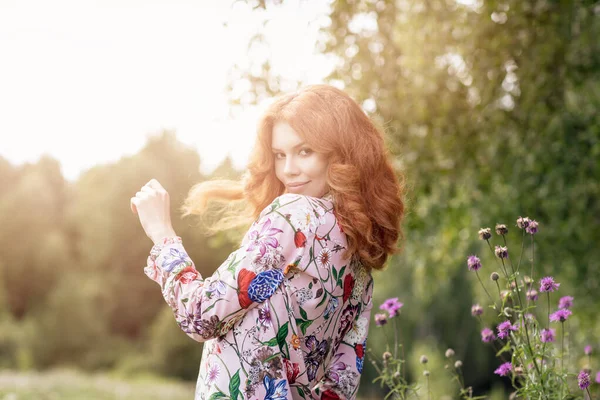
[144,193,316,342]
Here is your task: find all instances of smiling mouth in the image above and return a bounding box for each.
[287,181,310,188]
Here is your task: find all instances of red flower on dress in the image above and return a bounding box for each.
[322,389,342,400]
[237,268,257,308]
[294,230,307,248]
[343,274,355,303]
[355,343,364,358]
[283,357,300,384]
[175,266,199,284]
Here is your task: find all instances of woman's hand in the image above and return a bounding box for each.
[130,179,177,244]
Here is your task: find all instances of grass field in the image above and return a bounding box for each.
[0,369,195,400]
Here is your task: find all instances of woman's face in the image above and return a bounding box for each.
[271,121,329,198]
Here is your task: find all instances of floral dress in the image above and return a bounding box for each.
[144,193,374,400]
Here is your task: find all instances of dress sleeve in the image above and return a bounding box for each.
[144,194,312,342]
[311,275,374,400]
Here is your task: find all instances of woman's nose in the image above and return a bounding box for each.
[284,157,300,175]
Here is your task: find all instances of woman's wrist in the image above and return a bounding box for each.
[150,229,178,245]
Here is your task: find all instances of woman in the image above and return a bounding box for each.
[130,84,404,399]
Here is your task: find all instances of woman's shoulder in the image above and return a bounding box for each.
[255,193,337,233]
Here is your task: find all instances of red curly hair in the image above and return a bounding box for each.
[180,84,405,271]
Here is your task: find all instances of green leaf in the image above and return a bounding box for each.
[229,370,241,400]
[295,318,313,335]
[332,266,338,281]
[208,392,228,400]
[297,387,305,398]
[263,337,278,347]
[299,307,308,320]
[338,265,346,278]
[276,322,289,355]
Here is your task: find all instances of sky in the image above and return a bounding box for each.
[0,0,334,181]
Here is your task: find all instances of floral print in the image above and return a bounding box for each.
[144,193,374,399]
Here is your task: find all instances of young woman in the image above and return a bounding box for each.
[130,84,405,400]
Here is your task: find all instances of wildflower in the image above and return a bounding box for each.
[516,216,530,229]
[500,290,512,301]
[393,371,401,379]
[374,313,388,326]
[585,345,592,355]
[540,328,555,343]
[467,255,482,271]
[445,348,455,358]
[420,355,428,364]
[471,304,483,316]
[494,245,508,259]
[423,370,430,377]
[526,290,539,301]
[382,351,392,361]
[379,297,403,318]
[490,272,499,281]
[478,228,492,240]
[495,224,508,235]
[550,308,572,323]
[526,220,539,235]
[455,360,463,368]
[481,328,496,343]
[558,296,573,309]
[495,362,512,376]
[523,275,533,287]
[578,370,591,390]
[539,276,560,293]
[596,371,600,384]
[497,320,518,339]
[514,366,524,376]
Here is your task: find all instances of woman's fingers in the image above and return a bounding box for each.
[145,179,164,191]
[130,197,139,214]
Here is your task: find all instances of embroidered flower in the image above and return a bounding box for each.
[248,269,285,303]
[263,375,288,400]
[161,248,191,273]
[294,230,307,248]
[317,248,332,269]
[295,287,313,305]
[291,206,321,233]
[283,357,299,384]
[205,280,226,300]
[175,265,199,284]
[237,268,257,308]
[246,218,283,255]
[305,335,331,381]
[258,303,272,331]
[345,316,368,345]
[291,334,301,350]
[205,363,220,386]
[324,297,339,320]
[343,274,355,303]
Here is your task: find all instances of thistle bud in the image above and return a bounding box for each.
[420,355,428,364]
[478,228,492,240]
[423,370,430,377]
[383,351,392,361]
[445,348,455,358]
[495,224,508,235]
[455,360,463,368]
[491,272,500,281]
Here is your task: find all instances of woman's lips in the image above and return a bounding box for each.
[287,181,310,190]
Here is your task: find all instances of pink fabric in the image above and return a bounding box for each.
[145,193,373,399]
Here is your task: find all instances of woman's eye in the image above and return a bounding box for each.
[300,148,313,156]
[274,153,285,159]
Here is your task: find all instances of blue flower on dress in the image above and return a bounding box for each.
[356,338,367,373]
[263,375,288,400]
[162,248,190,272]
[248,269,285,303]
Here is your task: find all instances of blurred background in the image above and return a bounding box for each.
[1,0,599,398]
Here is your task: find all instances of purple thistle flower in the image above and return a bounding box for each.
[539,276,560,293]
[584,345,592,355]
[550,308,572,323]
[481,327,496,343]
[374,313,388,327]
[526,290,539,301]
[494,362,512,377]
[596,371,600,384]
[495,224,508,235]
[467,255,482,271]
[497,320,518,339]
[516,216,531,229]
[526,220,539,235]
[494,245,508,259]
[540,328,556,343]
[578,370,591,390]
[471,304,483,316]
[379,297,403,318]
[558,296,573,309]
